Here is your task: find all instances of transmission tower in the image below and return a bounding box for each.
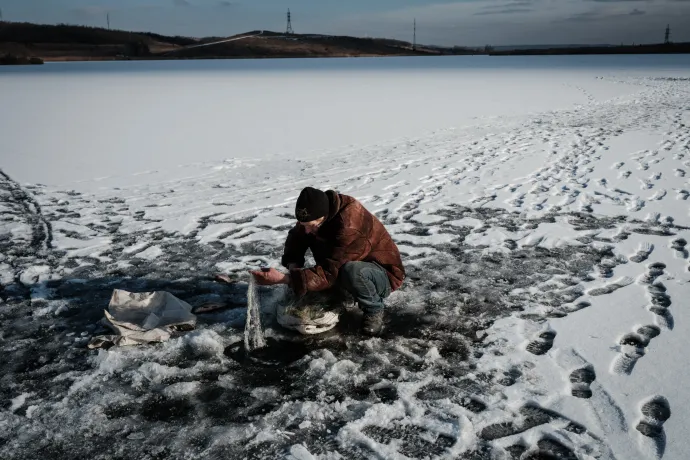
[413,18,416,50]
[286,9,294,35]
[664,24,670,45]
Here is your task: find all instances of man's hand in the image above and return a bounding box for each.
[250,267,290,286]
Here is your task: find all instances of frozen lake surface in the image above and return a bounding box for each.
[2,55,689,188]
[1,55,690,459]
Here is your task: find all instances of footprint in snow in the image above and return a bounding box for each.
[649,189,667,201]
[626,197,645,212]
[647,281,674,330]
[613,226,631,242]
[648,282,672,308]
[636,396,671,459]
[639,262,666,286]
[597,260,616,278]
[611,326,660,375]
[532,200,547,211]
[645,212,661,224]
[630,242,654,263]
[416,384,487,413]
[613,187,633,196]
[362,424,454,459]
[563,300,591,314]
[526,330,556,355]
[504,239,518,250]
[479,403,585,441]
[579,201,593,213]
[676,189,689,201]
[640,179,654,190]
[507,195,524,207]
[587,276,634,296]
[620,170,632,179]
[569,366,596,399]
[509,438,579,460]
[670,238,688,258]
[675,169,686,178]
[612,162,625,169]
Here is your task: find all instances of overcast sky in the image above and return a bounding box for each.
[2,0,688,46]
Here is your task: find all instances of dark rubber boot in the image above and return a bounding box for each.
[362,311,384,336]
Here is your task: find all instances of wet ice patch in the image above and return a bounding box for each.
[183,329,225,358]
[9,393,30,413]
[18,265,51,285]
[33,299,69,317]
[162,381,201,399]
[133,245,163,260]
[410,213,446,225]
[448,217,483,229]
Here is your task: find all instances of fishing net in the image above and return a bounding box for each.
[244,275,349,344]
[276,289,346,335]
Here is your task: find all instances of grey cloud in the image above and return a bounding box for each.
[173,0,191,6]
[72,6,109,19]
[484,1,535,7]
[473,1,535,16]
[561,7,650,22]
[474,7,534,15]
[218,1,235,6]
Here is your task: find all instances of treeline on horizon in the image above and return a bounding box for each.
[0,21,442,50]
[0,21,205,47]
[490,42,690,55]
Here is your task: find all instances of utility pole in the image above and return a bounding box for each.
[107,12,110,30]
[664,24,670,45]
[413,18,416,51]
[286,9,294,35]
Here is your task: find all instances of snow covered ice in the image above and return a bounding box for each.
[1,56,690,459]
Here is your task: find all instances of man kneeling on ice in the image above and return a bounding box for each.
[250,186,405,336]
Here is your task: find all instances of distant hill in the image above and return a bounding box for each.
[0,21,198,46]
[0,21,475,62]
[490,42,690,55]
[0,21,204,61]
[2,21,686,63]
[162,30,479,59]
[493,44,615,51]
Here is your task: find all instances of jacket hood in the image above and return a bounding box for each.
[325,190,342,222]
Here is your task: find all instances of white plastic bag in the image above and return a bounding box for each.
[274,288,343,335]
[276,303,340,335]
[88,289,196,348]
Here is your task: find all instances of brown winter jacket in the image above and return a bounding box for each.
[281,191,405,297]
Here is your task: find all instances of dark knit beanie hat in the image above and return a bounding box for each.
[295,187,329,222]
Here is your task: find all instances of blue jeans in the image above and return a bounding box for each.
[338,261,391,314]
